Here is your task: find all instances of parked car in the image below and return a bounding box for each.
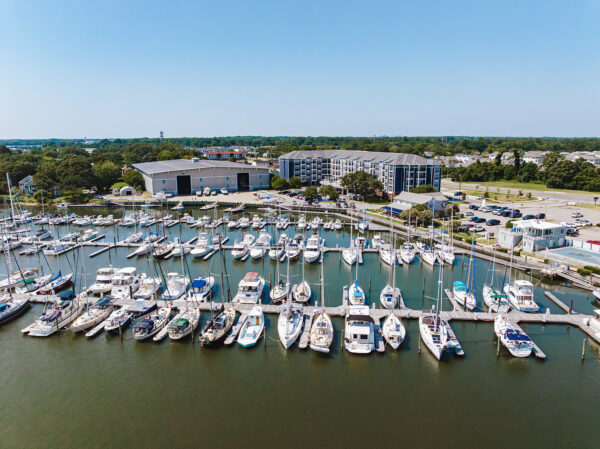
[535,213,546,219]
[458,224,474,232]
[468,216,478,222]
[474,217,486,223]
[523,214,535,220]
[586,240,600,245]
[468,204,479,210]
[476,195,484,200]
[481,207,492,213]
[572,212,584,218]
[486,219,500,226]
[566,228,579,236]
[472,225,485,232]
[465,211,474,216]
[454,191,463,197]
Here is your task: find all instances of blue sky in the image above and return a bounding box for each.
[1,0,598,138]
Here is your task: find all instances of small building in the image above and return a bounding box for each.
[132,158,270,196]
[498,220,566,252]
[119,186,137,196]
[18,175,35,195]
[392,191,448,213]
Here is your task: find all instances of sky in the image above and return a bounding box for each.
[1,0,599,138]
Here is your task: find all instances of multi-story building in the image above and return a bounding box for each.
[279,150,442,196]
[498,220,566,252]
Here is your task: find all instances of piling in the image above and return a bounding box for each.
[263,327,267,348]
[582,338,586,361]
[368,276,372,301]
[418,336,421,355]
[119,323,123,341]
[421,278,425,305]
[496,337,500,357]
[569,300,573,314]
[341,330,344,351]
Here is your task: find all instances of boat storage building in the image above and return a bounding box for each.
[132,158,270,196]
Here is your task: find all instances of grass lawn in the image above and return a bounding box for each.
[462,189,540,203]
[577,203,600,211]
[458,180,593,195]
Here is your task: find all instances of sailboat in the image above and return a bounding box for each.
[69,296,114,332]
[270,245,289,303]
[132,304,171,341]
[23,290,84,337]
[453,231,477,310]
[309,260,334,353]
[382,312,406,350]
[494,314,533,358]
[380,238,403,309]
[277,296,304,349]
[346,248,365,305]
[342,215,358,265]
[483,245,510,313]
[167,307,201,340]
[419,264,464,360]
[0,225,30,325]
[199,306,236,346]
[292,251,311,304]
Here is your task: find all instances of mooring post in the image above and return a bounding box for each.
[422,278,425,305]
[368,276,372,301]
[263,327,267,348]
[582,338,586,361]
[496,337,500,357]
[418,336,421,355]
[568,300,573,314]
[119,323,123,341]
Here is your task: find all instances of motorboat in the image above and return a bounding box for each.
[452,281,477,311]
[227,218,240,230]
[251,214,264,229]
[333,219,342,230]
[292,280,311,304]
[103,303,157,334]
[134,276,162,300]
[233,272,265,304]
[172,201,184,212]
[238,216,250,229]
[297,215,307,230]
[24,291,83,337]
[73,216,92,226]
[382,312,406,350]
[494,315,533,358]
[162,272,190,301]
[286,235,303,260]
[87,267,116,296]
[250,232,271,259]
[81,229,99,242]
[342,245,357,265]
[344,305,375,354]
[187,276,214,302]
[268,234,287,259]
[199,306,236,345]
[237,306,264,347]
[132,305,171,341]
[277,301,304,349]
[303,234,321,263]
[504,280,539,313]
[482,284,510,313]
[70,296,114,332]
[309,309,334,353]
[169,237,191,258]
[110,267,142,299]
[191,232,211,258]
[121,232,143,244]
[168,307,200,340]
[358,220,369,232]
[42,240,71,256]
[231,239,249,259]
[14,273,54,294]
[310,217,321,229]
[347,280,366,305]
[275,216,290,230]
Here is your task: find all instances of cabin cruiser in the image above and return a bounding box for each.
[277,302,304,349]
[250,232,272,259]
[73,216,92,226]
[303,234,321,263]
[179,213,194,224]
[23,290,83,337]
[233,272,265,304]
[88,267,116,297]
[344,305,375,354]
[169,237,191,258]
[482,284,510,313]
[286,235,303,260]
[310,217,321,230]
[43,240,71,256]
[333,219,342,230]
[61,232,80,242]
[227,218,240,229]
[81,229,100,242]
[275,216,290,230]
[162,272,190,301]
[399,242,415,264]
[297,215,307,230]
[132,305,171,341]
[238,216,250,229]
[382,313,406,350]
[452,281,477,311]
[191,232,211,258]
[494,315,533,358]
[134,276,162,300]
[121,232,143,244]
[237,306,264,347]
[199,306,236,345]
[103,303,157,334]
[187,276,214,302]
[268,234,287,259]
[358,220,369,232]
[110,267,142,299]
[504,280,539,312]
[167,307,200,340]
[70,296,114,332]
[251,214,264,229]
[347,280,365,305]
[232,234,255,259]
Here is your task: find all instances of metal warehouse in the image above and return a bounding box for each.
[132,158,270,196]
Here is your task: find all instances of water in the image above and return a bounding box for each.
[0,206,598,448]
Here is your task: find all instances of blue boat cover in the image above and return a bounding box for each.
[133,320,153,330]
[0,303,9,312]
[453,281,466,290]
[192,279,207,288]
[505,330,531,342]
[58,289,74,299]
[95,296,113,307]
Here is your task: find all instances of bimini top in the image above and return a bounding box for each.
[192,279,207,289]
[453,281,467,291]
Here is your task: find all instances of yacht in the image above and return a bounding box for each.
[0,296,30,325]
[187,276,214,302]
[439,243,455,265]
[270,280,289,303]
[297,215,307,230]
[87,267,116,297]
[134,276,162,300]
[162,272,189,301]
[110,267,142,299]
[231,234,255,259]
[152,241,175,259]
[333,219,342,230]
[292,280,311,304]
[132,305,171,341]
[168,307,200,340]
[199,306,236,345]
[286,235,303,260]
[504,280,539,312]
[452,281,477,311]
[24,291,83,337]
[275,216,290,230]
[309,309,334,353]
[344,305,375,354]
[342,245,358,265]
[249,232,271,259]
[37,271,73,294]
[268,234,287,259]
[347,280,366,305]
[494,315,533,358]
[251,214,264,229]
[121,232,143,244]
[169,238,191,258]
[420,245,437,266]
[482,284,510,313]
[103,303,157,334]
[380,283,403,310]
[43,240,71,256]
[237,306,264,347]
[382,312,406,350]
[310,217,321,229]
[190,232,211,258]
[233,272,265,304]
[358,220,369,232]
[303,233,321,263]
[277,301,304,349]
[238,216,250,229]
[227,218,240,230]
[371,234,385,250]
[70,296,114,332]
[399,242,415,264]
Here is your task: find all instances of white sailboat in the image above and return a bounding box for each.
[342,216,357,265]
[277,300,304,349]
[494,314,533,358]
[482,246,510,313]
[292,252,311,303]
[309,260,333,353]
[382,312,406,350]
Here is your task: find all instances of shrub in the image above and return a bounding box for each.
[583,265,600,275]
[497,248,508,253]
[578,268,592,276]
[505,220,513,229]
[513,250,520,256]
[464,237,473,244]
[111,182,127,191]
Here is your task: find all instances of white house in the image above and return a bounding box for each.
[498,220,566,252]
[18,175,35,195]
[392,191,448,213]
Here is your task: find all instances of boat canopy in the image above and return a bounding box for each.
[58,289,74,300]
[133,320,153,330]
[192,279,207,289]
[347,314,374,323]
[505,330,531,342]
[453,281,467,291]
[244,272,260,282]
[0,303,9,312]
[174,318,189,327]
[94,296,113,307]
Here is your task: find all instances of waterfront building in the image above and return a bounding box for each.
[279,150,442,196]
[392,191,448,213]
[498,219,566,252]
[132,158,270,196]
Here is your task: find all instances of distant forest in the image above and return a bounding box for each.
[0,136,599,196]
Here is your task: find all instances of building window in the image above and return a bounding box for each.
[162,180,165,184]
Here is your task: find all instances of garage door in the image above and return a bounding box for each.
[176,175,191,196]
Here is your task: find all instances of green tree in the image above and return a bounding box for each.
[93,161,121,192]
[57,156,94,189]
[399,204,433,226]
[271,177,290,190]
[319,185,339,201]
[340,171,384,199]
[33,189,51,203]
[410,184,436,193]
[123,169,145,191]
[289,177,302,189]
[303,186,318,200]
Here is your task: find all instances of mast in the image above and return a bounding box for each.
[1,228,14,302]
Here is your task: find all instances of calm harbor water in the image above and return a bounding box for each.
[0,206,598,448]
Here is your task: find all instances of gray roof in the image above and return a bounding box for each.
[132,159,268,175]
[393,191,447,204]
[280,149,440,166]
